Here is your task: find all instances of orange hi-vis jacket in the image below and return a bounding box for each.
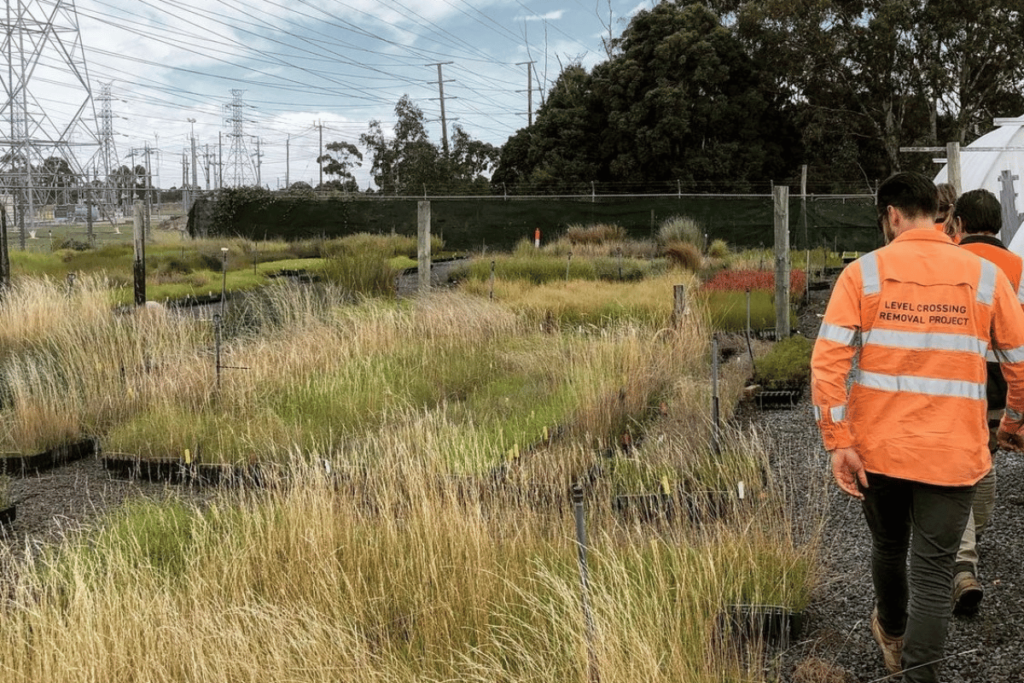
[811,228,1024,486]
[959,235,1024,297]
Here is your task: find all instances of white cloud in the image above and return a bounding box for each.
[515,10,566,22]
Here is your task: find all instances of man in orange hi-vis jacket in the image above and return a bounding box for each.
[811,172,1024,683]
[951,188,1024,615]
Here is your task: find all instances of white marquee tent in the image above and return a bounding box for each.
[934,116,1024,254]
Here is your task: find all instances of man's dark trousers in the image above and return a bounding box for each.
[861,472,977,683]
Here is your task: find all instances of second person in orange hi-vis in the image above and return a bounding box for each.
[811,173,1024,683]
[950,189,1024,616]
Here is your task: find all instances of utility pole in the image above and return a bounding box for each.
[181,150,188,213]
[286,134,290,189]
[204,144,211,191]
[218,131,223,190]
[144,144,152,239]
[188,118,198,209]
[427,62,456,156]
[255,137,262,187]
[516,61,536,126]
[317,120,323,188]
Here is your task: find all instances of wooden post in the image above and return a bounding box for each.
[800,163,809,248]
[946,141,962,196]
[0,205,9,295]
[417,200,431,293]
[774,186,790,340]
[711,335,721,456]
[672,284,686,327]
[133,200,146,306]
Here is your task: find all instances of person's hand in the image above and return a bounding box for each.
[831,447,868,499]
[997,429,1024,453]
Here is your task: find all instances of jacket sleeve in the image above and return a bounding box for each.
[811,264,862,452]
[990,271,1024,435]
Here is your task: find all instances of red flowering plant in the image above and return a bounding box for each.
[702,269,806,297]
[699,269,805,332]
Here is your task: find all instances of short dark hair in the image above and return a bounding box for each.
[876,172,939,221]
[952,189,1002,234]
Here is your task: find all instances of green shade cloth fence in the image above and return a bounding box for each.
[190,194,883,254]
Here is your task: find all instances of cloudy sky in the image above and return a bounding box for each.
[18,0,655,191]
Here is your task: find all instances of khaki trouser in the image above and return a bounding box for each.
[956,468,996,574]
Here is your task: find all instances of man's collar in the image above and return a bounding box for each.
[958,234,1007,250]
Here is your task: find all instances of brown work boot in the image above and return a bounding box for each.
[952,571,984,616]
[871,607,903,675]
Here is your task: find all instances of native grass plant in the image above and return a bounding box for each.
[104,294,705,470]
[657,214,703,248]
[0,448,818,682]
[458,270,697,329]
[707,238,730,260]
[754,335,813,389]
[0,277,212,454]
[450,251,659,286]
[698,269,806,333]
[523,235,661,260]
[317,231,441,297]
[565,222,627,245]
[664,240,703,271]
[700,290,798,333]
[726,248,843,274]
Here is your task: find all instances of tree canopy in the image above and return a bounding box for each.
[494,3,800,192]
[360,95,499,195]
[494,0,1024,194]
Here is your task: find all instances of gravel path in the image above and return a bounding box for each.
[1,456,193,549]
[766,278,1024,682]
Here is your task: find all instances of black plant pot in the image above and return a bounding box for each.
[682,489,734,525]
[0,438,97,475]
[613,493,674,523]
[0,504,15,527]
[722,604,804,649]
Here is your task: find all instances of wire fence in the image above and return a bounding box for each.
[191,191,882,254]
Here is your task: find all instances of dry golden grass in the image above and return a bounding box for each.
[0,264,823,683]
[0,441,819,682]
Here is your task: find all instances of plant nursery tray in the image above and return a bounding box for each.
[721,604,804,649]
[749,328,799,341]
[101,455,259,486]
[165,293,223,308]
[755,386,805,409]
[0,439,97,476]
[0,505,15,528]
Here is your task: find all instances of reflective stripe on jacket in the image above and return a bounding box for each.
[960,235,1024,411]
[959,235,1024,302]
[811,228,1024,486]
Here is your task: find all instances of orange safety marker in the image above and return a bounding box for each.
[534,228,541,248]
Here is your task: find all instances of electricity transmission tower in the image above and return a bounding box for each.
[224,90,256,187]
[95,82,120,218]
[0,0,101,246]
